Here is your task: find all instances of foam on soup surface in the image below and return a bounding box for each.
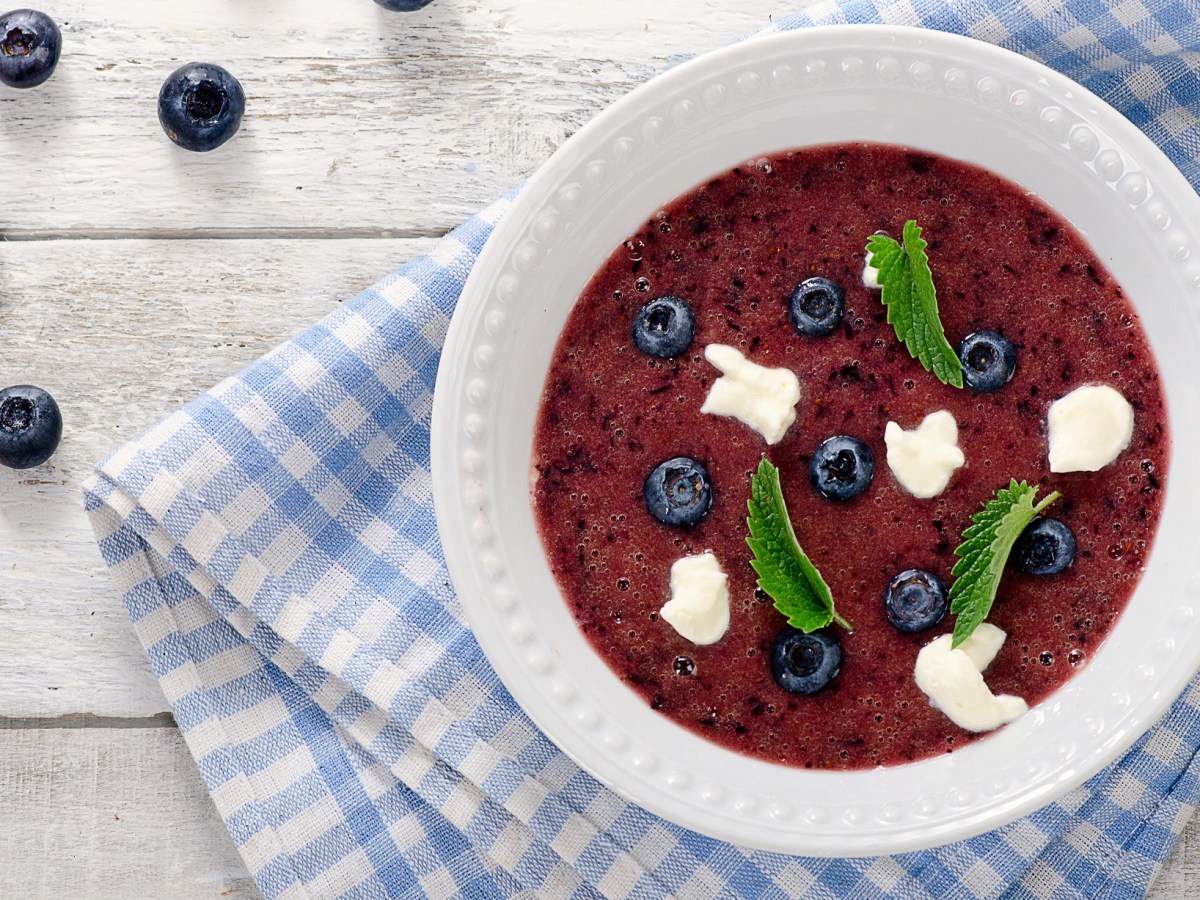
[531,143,1168,769]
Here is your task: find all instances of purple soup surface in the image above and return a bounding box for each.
[531,143,1169,770]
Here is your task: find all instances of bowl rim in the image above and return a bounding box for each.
[432,23,1200,855]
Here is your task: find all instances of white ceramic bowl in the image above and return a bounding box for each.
[431,25,1200,855]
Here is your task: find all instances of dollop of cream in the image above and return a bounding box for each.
[863,250,881,289]
[659,553,730,645]
[914,624,1028,732]
[701,344,801,445]
[1047,384,1134,473]
[884,410,966,498]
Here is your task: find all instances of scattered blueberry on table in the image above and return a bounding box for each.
[958,330,1017,392]
[809,434,874,501]
[788,276,845,337]
[884,568,949,633]
[157,62,246,152]
[0,385,62,469]
[769,627,842,695]
[374,0,436,9]
[1015,517,1077,575]
[0,8,61,89]
[644,457,713,527]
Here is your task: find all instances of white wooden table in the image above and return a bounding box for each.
[0,2,1194,896]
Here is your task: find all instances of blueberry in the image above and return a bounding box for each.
[769,627,842,695]
[632,296,695,358]
[1015,517,1076,575]
[884,569,949,633]
[958,330,1017,392]
[0,385,62,469]
[644,457,712,527]
[788,277,844,337]
[809,435,874,501]
[158,63,246,152]
[0,9,61,89]
[374,0,435,8]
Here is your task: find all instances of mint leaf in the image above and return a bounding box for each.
[949,480,1060,648]
[746,458,851,632]
[866,220,964,389]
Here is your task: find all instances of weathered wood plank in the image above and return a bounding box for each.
[0,726,258,898]
[0,237,434,719]
[1152,810,1200,898]
[0,0,784,235]
[0,724,1192,899]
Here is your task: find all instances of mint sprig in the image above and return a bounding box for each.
[949,480,1060,648]
[746,458,852,633]
[866,220,964,389]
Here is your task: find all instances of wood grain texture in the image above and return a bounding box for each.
[0,727,257,898]
[0,237,433,719]
[0,0,1195,894]
[1153,815,1200,898]
[0,0,785,235]
[0,723,1192,899]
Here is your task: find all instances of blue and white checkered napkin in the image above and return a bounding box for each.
[85,2,1200,897]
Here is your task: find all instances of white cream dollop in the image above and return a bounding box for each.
[1047,384,1134,473]
[884,410,966,498]
[659,553,730,645]
[700,344,801,445]
[914,623,1028,732]
[862,250,881,289]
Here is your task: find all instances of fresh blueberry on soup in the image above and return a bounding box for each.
[643,457,712,527]
[632,296,696,358]
[958,330,1017,393]
[770,627,842,695]
[884,569,949,633]
[788,277,845,337]
[1014,518,1077,576]
[809,435,874,501]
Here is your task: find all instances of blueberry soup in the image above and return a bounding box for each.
[531,143,1168,770]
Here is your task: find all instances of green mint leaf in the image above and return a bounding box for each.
[866,220,964,388]
[746,458,852,633]
[948,480,1061,648]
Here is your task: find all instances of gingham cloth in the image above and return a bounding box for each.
[85,2,1200,898]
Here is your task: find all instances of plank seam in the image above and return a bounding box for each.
[0,227,450,241]
[0,713,176,730]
